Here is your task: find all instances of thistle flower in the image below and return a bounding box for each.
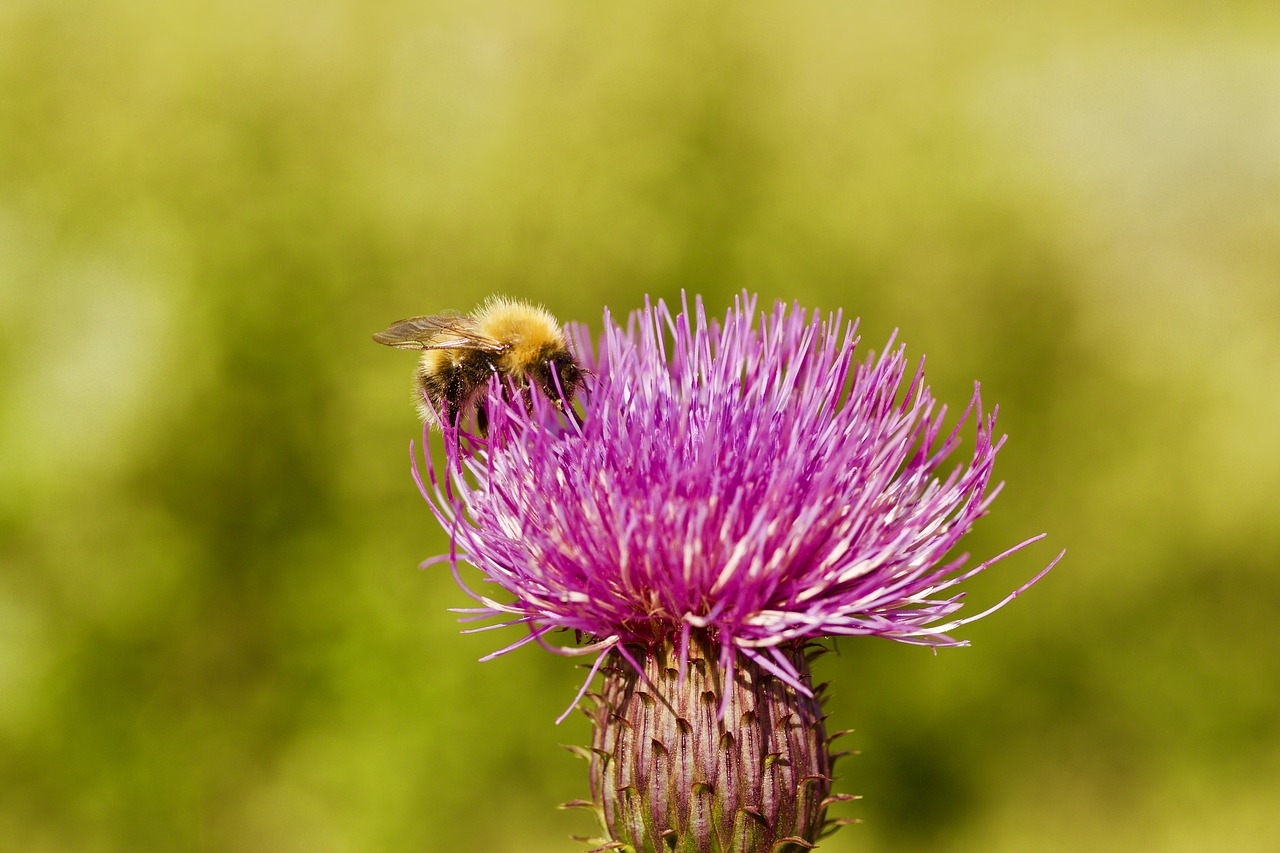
[412,293,1060,852]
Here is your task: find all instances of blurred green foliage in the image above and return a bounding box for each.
[3,1,1279,851]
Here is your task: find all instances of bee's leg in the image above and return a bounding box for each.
[475,404,489,437]
[441,369,470,429]
[440,383,467,429]
[559,399,584,428]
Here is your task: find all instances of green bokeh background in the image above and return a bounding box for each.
[3,2,1278,851]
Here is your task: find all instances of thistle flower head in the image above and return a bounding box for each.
[417,292,1054,682]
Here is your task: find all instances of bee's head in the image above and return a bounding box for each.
[528,352,583,412]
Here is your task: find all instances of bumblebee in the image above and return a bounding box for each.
[373,296,583,434]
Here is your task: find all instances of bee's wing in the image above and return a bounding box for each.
[372,313,506,352]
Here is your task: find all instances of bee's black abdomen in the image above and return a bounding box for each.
[418,352,495,432]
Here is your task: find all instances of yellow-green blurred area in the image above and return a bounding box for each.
[2,0,1278,850]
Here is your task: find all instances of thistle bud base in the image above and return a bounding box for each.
[586,633,832,852]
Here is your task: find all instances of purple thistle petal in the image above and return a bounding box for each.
[413,292,1059,693]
